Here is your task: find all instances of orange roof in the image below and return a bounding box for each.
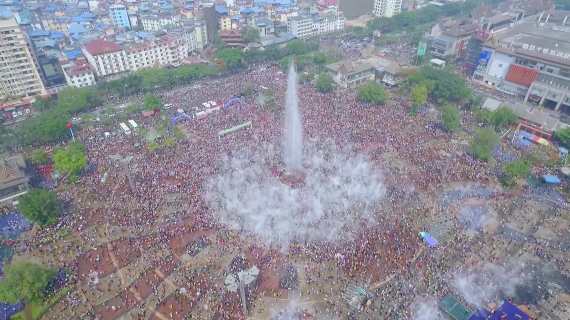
[505,64,538,87]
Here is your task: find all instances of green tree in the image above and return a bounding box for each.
[32,97,56,111]
[501,159,530,187]
[17,189,60,226]
[554,127,570,148]
[144,94,161,111]
[241,26,260,43]
[0,261,55,304]
[29,149,49,165]
[56,87,100,114]
[315,73,334,93]
[491,106,518,130]
[441,104,461,132]
[17,110,69,145]
[408,67,471,103]
[469,128,499,161]
[357,81,387,105]
[53,142,87,178]
[411,84,428,107]
[312,52,328,67]
[215,48,244,70]
[286,39,309,55]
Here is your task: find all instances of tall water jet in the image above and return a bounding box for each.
[283,62,303,171]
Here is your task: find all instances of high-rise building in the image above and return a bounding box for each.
[109,4,131,29]
[373,0,402,18]
[0,17,45,103]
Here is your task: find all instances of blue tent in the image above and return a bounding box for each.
[543,175,561,185]
[490,301,529,320]
[0,302,23,320]
[419,231,438,248]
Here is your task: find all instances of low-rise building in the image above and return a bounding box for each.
[82,39,129,77]
[62,59,96,87]
[429,19,478,60]
[0,155,29,203]
[474,11,570,116]
[326,60,375,88]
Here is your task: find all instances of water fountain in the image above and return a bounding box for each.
[283,62,303,172]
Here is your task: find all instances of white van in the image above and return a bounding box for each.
[128,119,138,129]
[119,122,131,135]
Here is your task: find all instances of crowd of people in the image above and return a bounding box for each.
[20,63,557,319]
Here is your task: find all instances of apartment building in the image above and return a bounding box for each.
[373,0,402,18]
[287,9,345,39]
[82,39,129,77]
[126,36,187,71]
[140,14,181,32]
[109,4,131,29]
[0,17,45,103]
[62,59,96,88]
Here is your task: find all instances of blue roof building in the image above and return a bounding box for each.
[109,4,131,29]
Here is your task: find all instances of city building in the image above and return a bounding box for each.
[429,19,478,60]
[62,59,96,88]
[140,14,181,32]
[125,36,187,70]
[82,38,129,77]
[373,0,402,18]
[0,154,29,203]
[109,4,132,29]
[473,11,570,116]
[0,17,46,104]
[326,60,376,89]
[287,9,345,39]
[287,15,313,39]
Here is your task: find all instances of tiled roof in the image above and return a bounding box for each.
[505,64,538,87]
[83,38,121,56]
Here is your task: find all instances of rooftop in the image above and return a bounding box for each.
[83,38,122,56]
[0,155,28,190]
[487,14,570,67]
[505,64,538,87]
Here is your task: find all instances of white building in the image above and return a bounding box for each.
[62,59,96,88]
[287,9,345,39]
[0,17,46,102]
[287,16,314,39]
[125,36,187,71]
[170,21,208,54]
[140,14,181,32]
[82,39,129,77]
[373,0,402,18]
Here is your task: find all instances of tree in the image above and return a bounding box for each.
[0,261,55,304]
[32,97,56,111]
[144,94,161,111]
[469,128,499,161]
[357,81,387,105]
[315,73,334,93]
[17,189,60,226]
[215,48,244,70]
[53,142,87,178]
[554,127,570,148]
[491,106,518,130]
[286,39,309,55]
[17,110,69,145]
[241,26,260,43]
[56,87,100,114]
[410,84,428,107]
[312,52,328,67]
[29,149,49,165]
[502,159,530,187]
[441,104,461,132]
[408,67,471,103]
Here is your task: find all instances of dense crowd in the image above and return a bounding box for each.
[37,63,520,319]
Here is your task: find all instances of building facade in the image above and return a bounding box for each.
[0,17,45,103]
[140,14,181,32]
[82,39,129,77]
[373,0,402,18]
[62,59,96,88]
[473,12,570,115]
[287,9,345,39]
[110,4,132,29]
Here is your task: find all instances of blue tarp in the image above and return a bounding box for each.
[64,49,82,60]
[419,231,438,248]
[543,175,561,184]
[0,302,23,320]
[490,301,529,320]
[0,212,31,240]
[479,50,492,63]
[224,96,241,109]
